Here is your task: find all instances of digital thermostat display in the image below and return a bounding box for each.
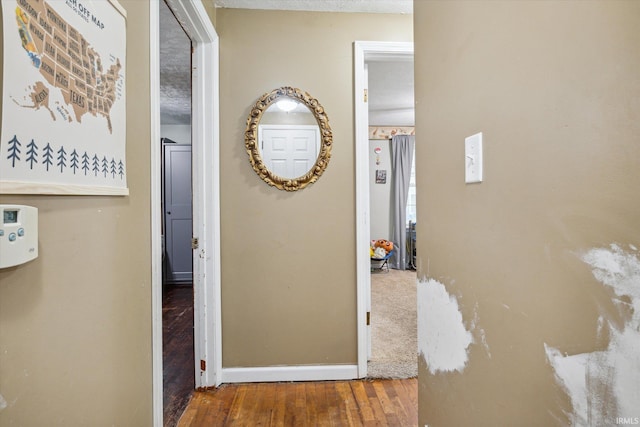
[3,210,18,224]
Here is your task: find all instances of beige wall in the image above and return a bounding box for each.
[217,9,412,367]
[415,1,640,425]
[0,1,153,424]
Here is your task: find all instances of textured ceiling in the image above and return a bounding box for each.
[159,0,191,126]
[368,60,414,126]
[159,1,414,127]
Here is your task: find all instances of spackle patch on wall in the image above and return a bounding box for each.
[417,278,473,374]
[545,244,640,426]
[0,393,7,412]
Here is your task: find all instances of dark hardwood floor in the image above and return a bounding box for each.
[163,284,195,427]
[178,378,418,426]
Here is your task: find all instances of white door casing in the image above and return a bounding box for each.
[363,64,372,361]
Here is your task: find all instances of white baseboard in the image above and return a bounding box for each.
[221,364,359,383]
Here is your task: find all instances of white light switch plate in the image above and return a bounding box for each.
[465,132,483,183]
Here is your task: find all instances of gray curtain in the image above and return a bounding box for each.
[390,135,415,270]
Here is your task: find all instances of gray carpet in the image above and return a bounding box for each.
[367,268,418,379]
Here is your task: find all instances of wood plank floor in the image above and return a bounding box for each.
[177,378,418,426]
[163,284,195,426]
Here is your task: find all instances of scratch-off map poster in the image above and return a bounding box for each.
[1,0,127,195]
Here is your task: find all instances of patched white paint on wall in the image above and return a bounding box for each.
[417,278,474,374]
[544,346,590,425]
[471,306,491,360]
[0,392,7,412]
[545,244,640,426]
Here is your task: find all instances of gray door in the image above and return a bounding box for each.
[163,144,192,283]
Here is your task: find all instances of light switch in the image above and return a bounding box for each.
[465,132,483,183]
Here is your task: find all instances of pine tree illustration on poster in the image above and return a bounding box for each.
[5,135,125,180]
[26,140,38,169]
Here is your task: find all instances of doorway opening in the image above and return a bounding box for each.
[354,41,415,379]
[151,1,221,425]
[159,1,194,424]
[366,58,416,378]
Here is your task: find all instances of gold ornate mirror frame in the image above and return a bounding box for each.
[245,87,333,191]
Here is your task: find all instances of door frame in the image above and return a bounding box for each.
[151,2,221,425]
[354,41,414,378]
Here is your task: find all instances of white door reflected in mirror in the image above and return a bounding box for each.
[259,125,320,179]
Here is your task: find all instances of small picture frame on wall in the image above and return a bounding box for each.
[375,170,387,184]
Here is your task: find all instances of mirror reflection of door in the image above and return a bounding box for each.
[259,125,320,179]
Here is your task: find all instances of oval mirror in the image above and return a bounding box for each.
[245,87,333,191]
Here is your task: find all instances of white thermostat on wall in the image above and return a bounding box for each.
[0,205,38,269]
